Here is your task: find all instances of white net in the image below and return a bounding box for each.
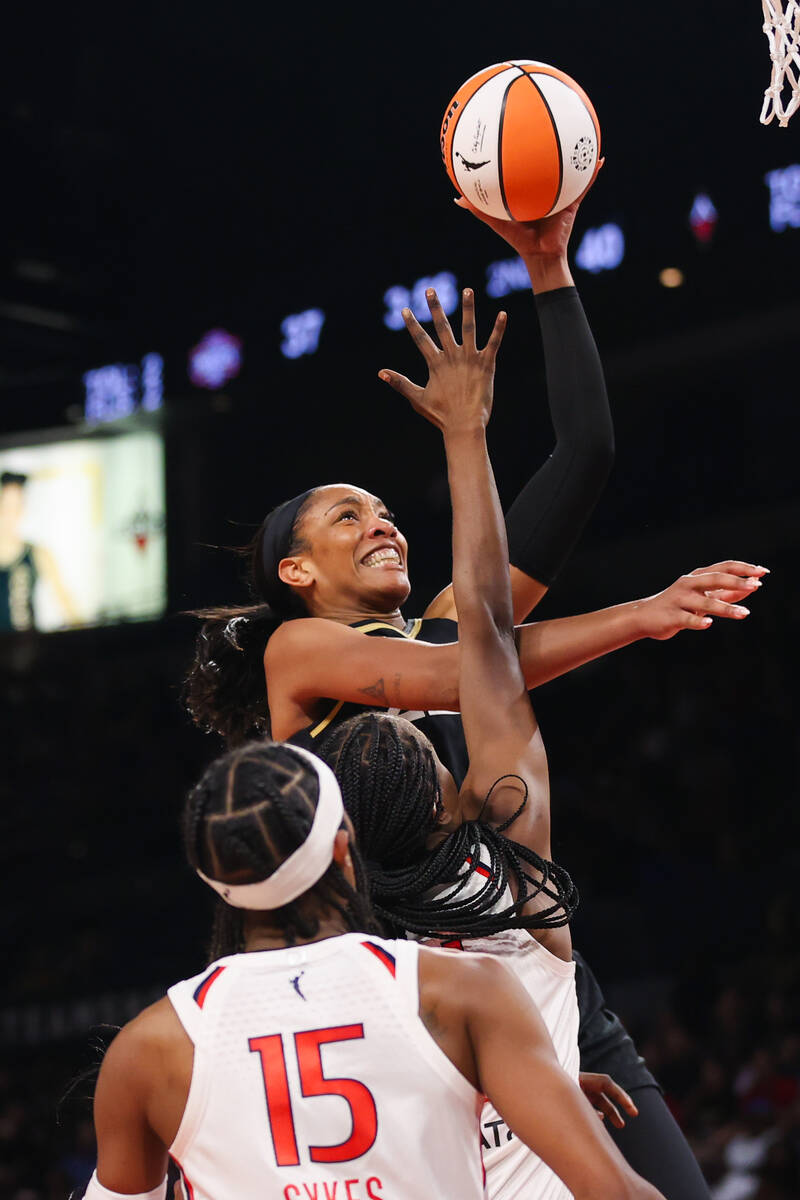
[761,0,800,125]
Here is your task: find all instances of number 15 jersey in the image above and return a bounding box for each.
[167,933,486,1200]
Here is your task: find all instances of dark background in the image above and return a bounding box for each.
[1,3,799,1195]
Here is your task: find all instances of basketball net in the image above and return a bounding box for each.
[761,0,800,125]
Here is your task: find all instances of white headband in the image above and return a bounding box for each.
[196,744,345,910]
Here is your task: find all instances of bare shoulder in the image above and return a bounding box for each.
[265,617,358,663]
[418,945,513,1010]
[265,616,332,658]
[102,996,185,1072]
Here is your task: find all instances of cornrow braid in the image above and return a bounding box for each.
[183,740,378,962]
[317,714,578,939]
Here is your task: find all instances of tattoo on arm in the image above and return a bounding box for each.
[359,678,387,702]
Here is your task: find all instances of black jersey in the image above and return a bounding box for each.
[287,616,469,785]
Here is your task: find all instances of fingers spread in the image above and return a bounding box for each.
[485,309,507,358]
[378,369,422,404]
[425,288,457,350]
[401,306,439,362]
[461,287,476,350]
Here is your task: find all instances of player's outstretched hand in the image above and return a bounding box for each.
[636,561,769,640]
[454,157,604,261]
[378,287,506,435]
[579,1072,639,1129]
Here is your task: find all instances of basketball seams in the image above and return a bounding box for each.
[495,74,521,220]
[446,68,513,188]
[442,63,513,184]
[442,60,599,221]
[519,74,563,217]
[513,59,601,149]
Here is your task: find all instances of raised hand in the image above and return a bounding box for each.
[454,157,605,263]
[379,287,506,434]
[634,562,768,641]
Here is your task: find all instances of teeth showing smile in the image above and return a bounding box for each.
[362,548,402,568]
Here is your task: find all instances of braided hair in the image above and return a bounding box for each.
[318,713,578,939]
[183,494,318,746]
[183,740,378,960]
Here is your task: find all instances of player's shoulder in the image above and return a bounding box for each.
[265,616,361,662]
[418,944,511,994]
[101,996,182,1078]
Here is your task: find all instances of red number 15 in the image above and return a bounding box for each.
[249,1024,378,1167]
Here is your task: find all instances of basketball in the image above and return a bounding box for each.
[441,60,601,221]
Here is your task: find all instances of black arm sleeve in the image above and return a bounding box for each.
[504,286,614,587]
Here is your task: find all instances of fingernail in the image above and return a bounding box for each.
[757,566,770,574]
[463,288,472,297]
[379,372,390,382]
[426,288,435,298]
[746,578,761,588]
[734,606,750,616]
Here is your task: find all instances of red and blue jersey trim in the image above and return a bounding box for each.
[170,1154,195,1199]
[361,941,396,977]
[465,854,492,880]
[193,964,227,1008]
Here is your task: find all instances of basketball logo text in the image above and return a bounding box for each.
[440,99,460,161]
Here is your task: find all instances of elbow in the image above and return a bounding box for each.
[579,431,615,490]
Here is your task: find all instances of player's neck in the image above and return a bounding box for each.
[311,602,406,630]
[242,910,351,952]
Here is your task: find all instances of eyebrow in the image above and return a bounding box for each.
[325,495,365,515]
[324,495,387,516]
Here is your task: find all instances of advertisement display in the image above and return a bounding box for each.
[0,423,166,633]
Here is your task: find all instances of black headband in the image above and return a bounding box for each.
[260,489,315,610]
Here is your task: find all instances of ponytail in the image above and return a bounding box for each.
[184,492,318,746]
[183,602,282,745]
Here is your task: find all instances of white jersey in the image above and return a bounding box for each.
[167,932,486,1200]
[419,847,580,1200]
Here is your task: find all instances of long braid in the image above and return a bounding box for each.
[183,741,378,962]
[318,714,578,939]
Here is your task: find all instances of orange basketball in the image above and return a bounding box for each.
[441,60,601,221]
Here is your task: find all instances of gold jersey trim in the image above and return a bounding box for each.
[309,618,423,738]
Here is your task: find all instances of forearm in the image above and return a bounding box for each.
[516,601,647,689]
[525,251,574,294]
[504,284,614,589]
[444,425,513,634]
